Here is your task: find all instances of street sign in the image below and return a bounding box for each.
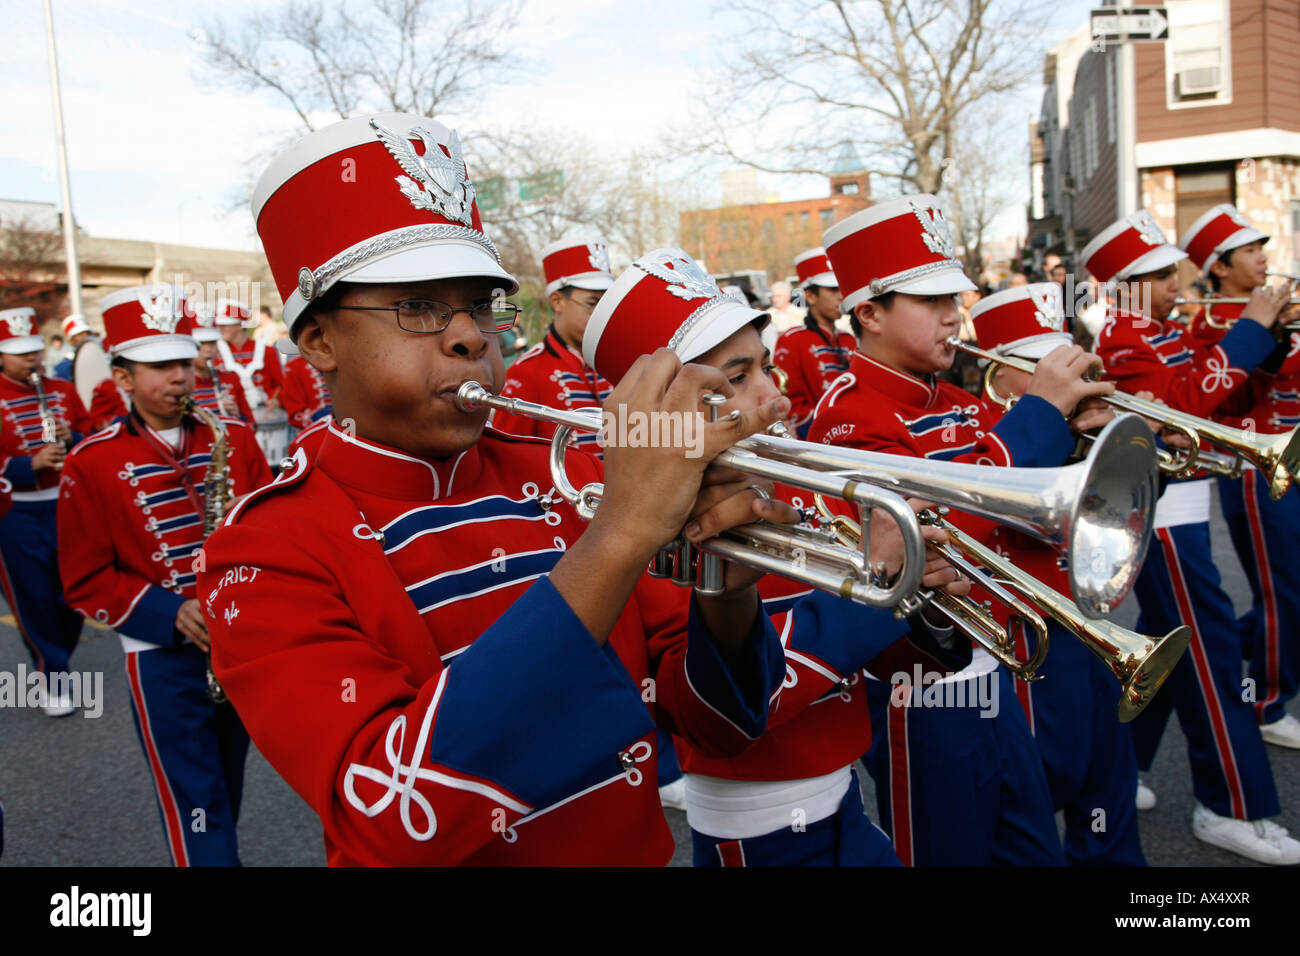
[1091,7,1169,41]
[477,176,506,211]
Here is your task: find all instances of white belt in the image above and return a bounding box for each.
[1153,477,1211,528]
[683,765,852,840]
[12,488,59,503]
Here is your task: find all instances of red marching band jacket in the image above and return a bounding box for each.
[196,421,785,865]
[0,374,93,491]
[1184,301,1300,434]
[280,355,332,430]
[773,320,856,434]
[491,327,611,455]
[57,413,272,644]
[221,337,285,404]
[1094,304,1276,420]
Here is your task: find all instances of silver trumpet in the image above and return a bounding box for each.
[455,383,1160,621]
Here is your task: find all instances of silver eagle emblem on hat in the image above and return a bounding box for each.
[911,201,957,260]
[587,241,611,274]
[138,290,180,334]
[2,313,32,337]
[637,249,723,301]
[1028,284,1064,331]
[371,119,477,228]
[1130,210,1167,247]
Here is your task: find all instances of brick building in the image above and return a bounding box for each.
[680,151,872,280]
[1029,0,1299,283]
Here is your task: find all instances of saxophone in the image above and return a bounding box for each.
[179,395,231,703]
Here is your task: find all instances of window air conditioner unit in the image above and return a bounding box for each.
[1176,66,1222,97]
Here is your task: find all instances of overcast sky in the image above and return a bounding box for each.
[2,0,1098,253]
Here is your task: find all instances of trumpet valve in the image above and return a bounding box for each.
[672,539,696,588]
[649,541,678,579]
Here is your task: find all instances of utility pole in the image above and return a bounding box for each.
[42,0,83,314]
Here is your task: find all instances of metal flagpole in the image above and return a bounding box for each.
[42,0,83,315]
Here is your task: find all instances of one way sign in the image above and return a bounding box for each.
[1091,6,1170,41]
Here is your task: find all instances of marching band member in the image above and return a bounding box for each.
[969,284,1144,865]
[773,248,854,438]
[279,352,333,430]
[811,195,1114,865]
[1179,205,1300,749]
[191,317,255,424]
[0,307,92,716]
[216,301,284,409]
[57,285,270,865]
[196,112,791,866]
[584,247,975,866]
[50,314,92,382]
[490,235,616,456]
[1087,209,1300,864]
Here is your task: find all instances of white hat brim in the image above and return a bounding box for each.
[192,329,221,342]
[676,301,771,365]
[0,336,46,355]
[113,335,198,363]
[547,273,616,295]
[1004,334,1074,362]
[276,337,300,357]
[801,271,839,290]
[1119,244,1187,280]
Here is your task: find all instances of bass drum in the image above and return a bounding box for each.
[253,406,291,465]
[72,337,112,409]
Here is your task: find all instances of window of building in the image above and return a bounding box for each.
[1165,0,1232,109]
[820,208,834,228]
[800,210,810,227]
[763,220,775,241]
[785,213,794,230]
[1105,54,1115,143]
[836,181,859,195]
[1084,96,1098,179]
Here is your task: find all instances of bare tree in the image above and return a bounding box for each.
[198,0,526,132]
[0,217,65,315]
[696,0,1049,195]
[940,103,1026,278]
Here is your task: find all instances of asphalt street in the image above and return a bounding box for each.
[0,484,1296,868]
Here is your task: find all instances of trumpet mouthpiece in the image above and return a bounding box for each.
[454,381,490,412]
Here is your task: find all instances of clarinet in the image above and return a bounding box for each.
[29,373,69,465]
[206,360,227,414]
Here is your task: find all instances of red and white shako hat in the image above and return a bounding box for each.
[192,303,221,343]
[61,314,91,338]
[972,283,1071,361]
[823,194,976,314]
[1081,209,1187,284]
[213,300,251,327]
[252,111,517,342]
[1178,204,1269,275]
[583,248,769,385]
[0,308,44,355]
[99,285,197,362]
[541,236,616,296]
[793,247,837,290]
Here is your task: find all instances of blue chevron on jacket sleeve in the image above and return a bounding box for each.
[118,585,186,647]
[428,577,654,811]
[991,394,1075,467]
[682,591,785,740]
[1218,315,1277,374]
[784,589,911,677]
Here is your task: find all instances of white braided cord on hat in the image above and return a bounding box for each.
[298,223,503,300]
[666,294,750,352]
[867,259,963,297]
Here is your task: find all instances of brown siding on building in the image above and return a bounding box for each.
[1264,0,1300,130]
[1068,48,1122,243]
[1135,0,1300,142]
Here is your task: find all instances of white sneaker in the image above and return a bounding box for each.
[42,691,76,718]
[659,778,686,811]
[1192,803,1300,865]
[1260,714,1300,750]
[1136,781,1156,811]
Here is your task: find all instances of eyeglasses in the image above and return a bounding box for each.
[334,298,520,334]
